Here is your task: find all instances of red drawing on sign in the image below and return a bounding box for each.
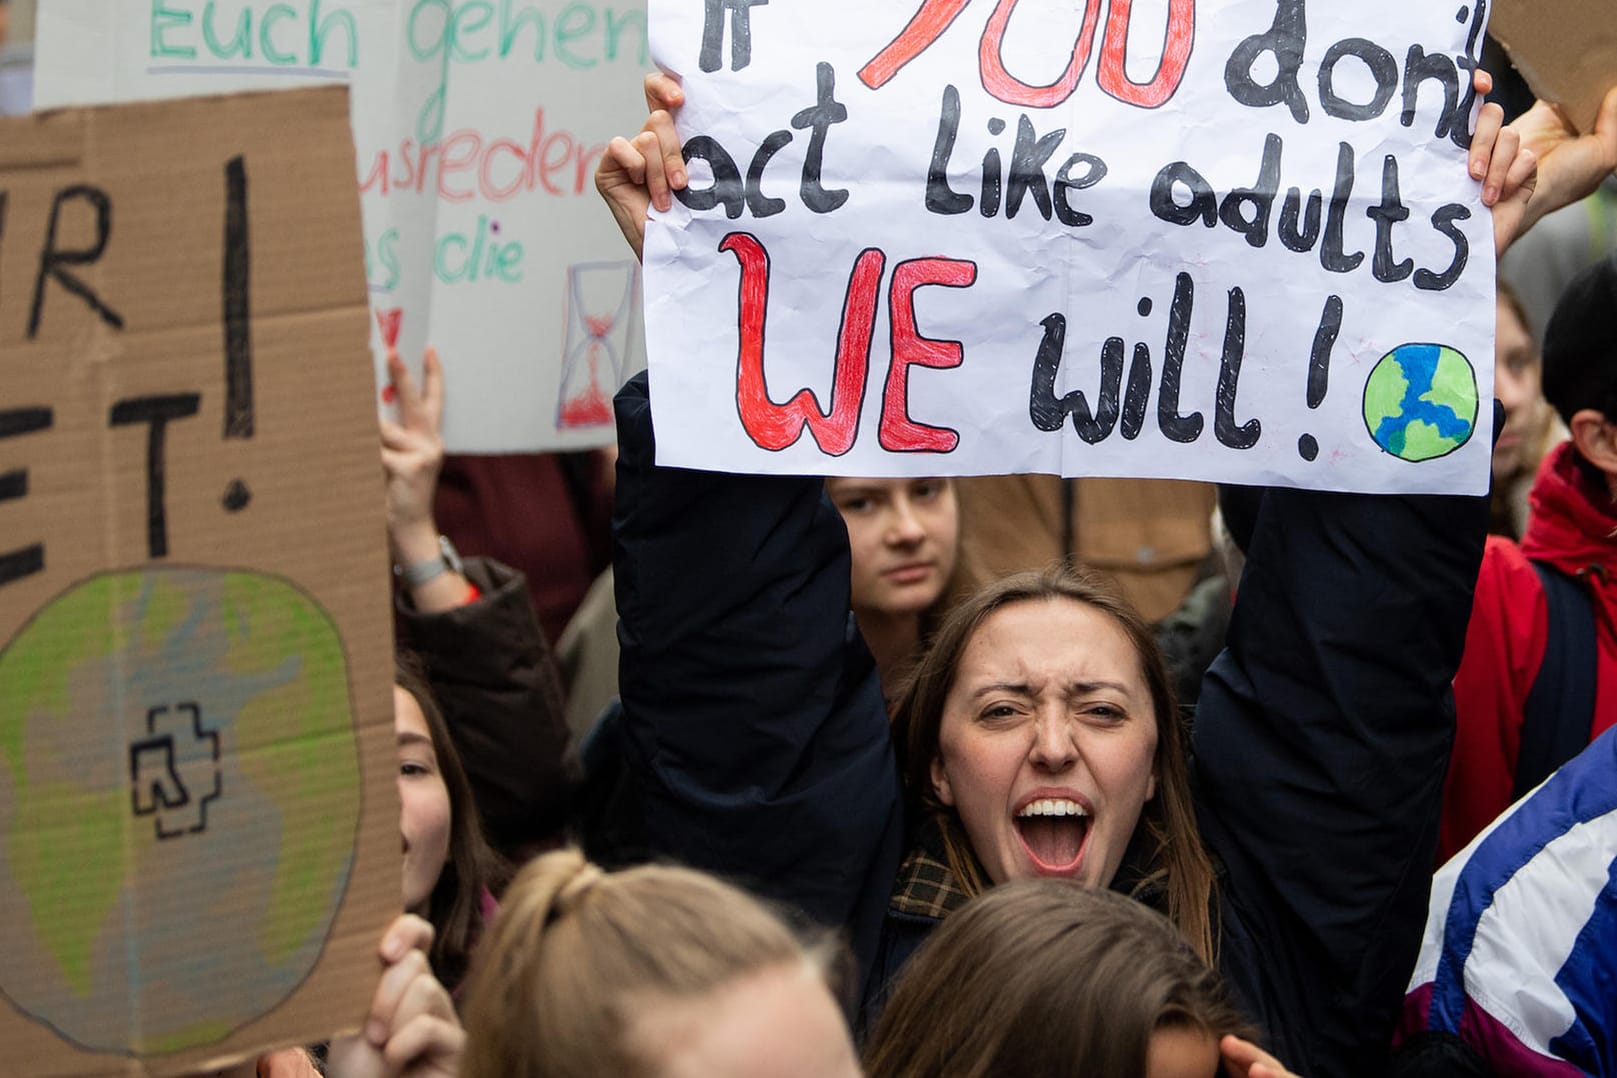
[375,308,404,349]
[558,263,639,430]
[859,0,1194,110]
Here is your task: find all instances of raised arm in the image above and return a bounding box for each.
[610,371,903,978]
[1189,81,1525,1078]
[383,350,571,857]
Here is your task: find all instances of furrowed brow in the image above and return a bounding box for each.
[1068,680,1132,698]
[971,681,1034,699]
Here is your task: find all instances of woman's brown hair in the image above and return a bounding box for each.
[889,566,1219,963]
[460,849,840,1078]
[865,880,1255,1078]
[394,653,508,991]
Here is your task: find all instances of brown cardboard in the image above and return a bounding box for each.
[0,86,398,1076]
[1490,0,1617,134]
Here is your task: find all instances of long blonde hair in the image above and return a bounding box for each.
[889,566,1219,964]
[460,850,839,1078]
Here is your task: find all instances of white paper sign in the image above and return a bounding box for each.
[33,0,652,452]
[643,0,1498,493]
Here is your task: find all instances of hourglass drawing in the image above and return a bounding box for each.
[557,261,640,430]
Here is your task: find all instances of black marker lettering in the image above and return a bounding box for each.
[1053,153,1107,227]
[676,136,747,219]
[791,62,850,214]
[1218,133,1283,248]
[1278,187,1323,252]
[745,130,793,218]
[109,394,201,559]
[1004,115,1064,221]
[29,185,124,338]
[1157,273,1203,443]
[1317,38,1398,122]
[1150,162,1218,227]
[1415,204,1470,291]
[980,146,1003,217]
[222,156,253,439]
[1321,142,1365,273]
[1307,295,1344,409]
[927,85,974,215]
[0,407,53,587]
[700,0,768,73]
[1224,0,1309,124]
[1029,313,1122,443]
[1120,339,1152,441]
[1367,154,1414,283]
[1214,287,1260,450]
[1401,45,1460,137]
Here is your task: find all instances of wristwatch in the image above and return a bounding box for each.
[395,535,465,587]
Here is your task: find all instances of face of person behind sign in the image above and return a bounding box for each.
[826,476,960,688]
[1492,287,1549,483]
[395,683,452,912]
[826,477,959,616]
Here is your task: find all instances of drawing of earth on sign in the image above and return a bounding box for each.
[1362,343,1479,462]
[0,569,359,1056]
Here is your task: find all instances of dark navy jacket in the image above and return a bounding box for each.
[608,373,1486,1078]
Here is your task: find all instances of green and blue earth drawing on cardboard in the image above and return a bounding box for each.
[0,568,359,1056]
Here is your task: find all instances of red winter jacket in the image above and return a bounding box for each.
[1440,442,1617,862]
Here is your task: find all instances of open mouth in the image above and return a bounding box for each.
[1014,798,1090,874]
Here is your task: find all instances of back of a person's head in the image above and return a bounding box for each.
[1542,255,1617,428]
[865,880,1253,1078]
[459,850,827,1078]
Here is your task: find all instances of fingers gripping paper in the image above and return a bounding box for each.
[0,87,397,1076]
[643,0,1499,494]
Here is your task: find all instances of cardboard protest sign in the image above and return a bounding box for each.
[642,0,1499,494]
[32,0,653,453]
[1490,0,1616,135]
[0,86,397,1076]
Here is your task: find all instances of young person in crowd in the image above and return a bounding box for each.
[394,658,507,993]
[459,849,861,1078]
[384,347,573,860]
[825,476,961,695]
[1490,281,1564,538]
[866,880,1296,1078]
[1441,254,1617,861]
[592,66,1538,1078]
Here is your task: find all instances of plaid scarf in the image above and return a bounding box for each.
[888,844,973,921]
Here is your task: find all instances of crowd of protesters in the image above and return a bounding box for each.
[196,51,1617,1078]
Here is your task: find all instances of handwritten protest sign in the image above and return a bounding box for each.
[0,86,396,1075]
[643,0,1498,494]
[33,0,652,453]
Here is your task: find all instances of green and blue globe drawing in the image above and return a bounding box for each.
[0,568,360,1056]
[1362,342,1478,462]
